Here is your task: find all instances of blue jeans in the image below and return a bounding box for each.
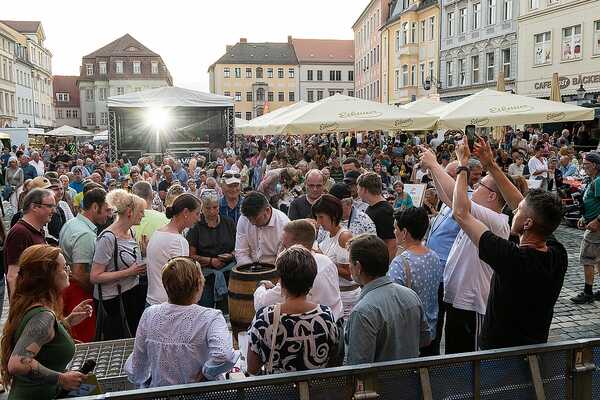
[198,261,236,308]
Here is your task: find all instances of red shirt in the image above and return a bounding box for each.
[4,219,47,273]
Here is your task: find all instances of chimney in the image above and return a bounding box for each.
[239,38,247,43]
[288,35,293,44]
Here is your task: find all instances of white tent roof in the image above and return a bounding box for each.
[401,97,447,114]
[106,86,234,109]
[429,88,595,129]
[93,130,108,141]
[236,101,308,136]
[44,125,94,137]
[236,95,437,136]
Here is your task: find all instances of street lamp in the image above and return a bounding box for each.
[423,76,442,91]
[576,81,586,105]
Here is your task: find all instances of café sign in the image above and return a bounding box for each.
[534,73,600,91]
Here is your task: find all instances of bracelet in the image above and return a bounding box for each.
[456,166,469,175]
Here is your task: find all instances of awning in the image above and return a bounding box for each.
[44,125,94,137]
[106,86,234,109]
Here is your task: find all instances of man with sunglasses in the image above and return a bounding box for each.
[220,171,243,224]
[420,145,510,354]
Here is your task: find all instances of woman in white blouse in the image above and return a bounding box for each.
[125,257,239,387]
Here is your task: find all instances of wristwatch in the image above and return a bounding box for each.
[457,166,469,175]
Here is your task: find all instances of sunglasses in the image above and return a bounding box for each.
[223,172,241,179]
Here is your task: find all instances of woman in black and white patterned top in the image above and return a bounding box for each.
[247,246,339,374]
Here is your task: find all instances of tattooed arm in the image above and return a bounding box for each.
[7,311,85,390]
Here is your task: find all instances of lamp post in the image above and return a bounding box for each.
[576,81,586,105]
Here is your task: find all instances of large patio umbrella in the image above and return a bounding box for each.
[550,73,562,102]
[44,125,94,137]
[235,101,308,136]
[493,71,506,142]
[237,94,438,136]
[401,97,447,114]
[429,88,595,130]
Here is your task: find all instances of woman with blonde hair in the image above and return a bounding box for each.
[125,257,238,387]
[90,189,147,340]
[1,245,93,399]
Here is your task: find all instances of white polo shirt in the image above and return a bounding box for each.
[443,202,510,315]
[235,207,289,266]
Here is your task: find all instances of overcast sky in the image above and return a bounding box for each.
[3,0,365,92]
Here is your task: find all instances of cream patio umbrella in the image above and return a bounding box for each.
[401,97,447,114]
[550,72,562,102]
[44,125,94,137]
[492,71,507,142]
[235,101,308,136]
[237,94,438,136]
[429,88,595,130]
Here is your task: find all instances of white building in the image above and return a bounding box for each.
[78,34,172,131]
[1,20,54,129]
[439,0,519,101]
[0,24,16,128]
[291,38,355,102]
[517,0,600,102]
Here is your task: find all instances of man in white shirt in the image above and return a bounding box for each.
[254,219,343,320]
[420,146,510,354]
[29,151,45,177]
[235,191,289,266]
[528,143,549,189]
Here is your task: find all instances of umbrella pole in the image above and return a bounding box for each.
[337,132,342,159]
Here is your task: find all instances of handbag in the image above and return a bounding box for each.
[94,231,132,341]
[265,304,281,374]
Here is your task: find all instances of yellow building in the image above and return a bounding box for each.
[208,37,299,120]
[381,0,440,105]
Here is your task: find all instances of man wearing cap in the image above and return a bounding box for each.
[288,169,326,221]
[572,152,600,304]
[70,167,85,193]
[220,170,243,224]
[344,170,368,213]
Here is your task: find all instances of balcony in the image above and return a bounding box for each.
[396,44,419,58]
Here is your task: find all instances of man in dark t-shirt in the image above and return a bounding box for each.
[452,139,567,349]
[357,172,396,260]
[288,170,325,220]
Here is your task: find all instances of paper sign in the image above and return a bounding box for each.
[404,184,427,207]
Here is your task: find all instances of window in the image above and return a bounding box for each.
[85,88,94,101]
[503,0,512,20]
[534,32,552,65]
[459,8,467,34]
[308,90,314,102]
[317,70,323,81]
[447,12,455,37]
[99,62,107,75]
[502,48,511,78]
[246,91,253,101]
[268,92,274,102]
[317,90,323,101]
[151,62,158,74]
[411,65,416,86]
[429,16,435,41]
[594,20,600,55]
[224,91,231,97]
[73,109,78,119]
[446,61,453,86]
[458,58,466,85]
[487,0,496,25]
[133,61,141,74]
[115,61,123,74]
[66,109,71,118]
[336,71,342,81]
[278,92,284,102]
[348,90,354,97]
[100,112,108,125]
[246,68,252,78]
[288,68,295,78]
[472,55,480,84]
[117,87,124,96]
[56,109,63,119]
[56,93,70,102]
[307,70,313,81]
[234,92,241,102]
[256,88,265,101]
[429,61,434,81]
[421,20,426,42]
[402,64,409,87]
[330,70,335,81]
[98,87,107,101]
[395,69,400,90]
[235,112,242,119]
[348,71,354,81]
[289,91,295,102]
[86,64,93,76]
[256,67,263,79]
[562,25,582,61]
[473,3,481,29]
[486,52,495,81]
[277,68,284,78]
[256,108,264,117]
[529,0,539,9]
[234,68,241,78]
[403,22,409,44]
[411,22,417,43]
[395,30,401,51]
[267,68,273,78]
[134,87,143,92]
[86,112,96,126]
[224,67,230,78]
[245,112,252,120]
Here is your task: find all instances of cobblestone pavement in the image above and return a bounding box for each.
[548,225,600,342]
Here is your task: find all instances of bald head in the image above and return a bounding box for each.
[306,169,325,201]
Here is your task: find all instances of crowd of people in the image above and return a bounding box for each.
[0,121,597,398]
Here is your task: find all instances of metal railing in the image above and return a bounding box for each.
[79,338,600,400]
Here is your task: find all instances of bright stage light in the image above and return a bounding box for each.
[146,107,170,129]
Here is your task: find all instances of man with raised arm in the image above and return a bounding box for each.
[452,139,567,349]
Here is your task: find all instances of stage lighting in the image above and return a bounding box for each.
[146,107,170,130]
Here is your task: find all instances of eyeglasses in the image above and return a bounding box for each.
[223,172,241,179]
[35,203,57,211]
[475,181,497,194]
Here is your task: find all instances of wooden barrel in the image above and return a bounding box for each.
[228,263,278,336]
